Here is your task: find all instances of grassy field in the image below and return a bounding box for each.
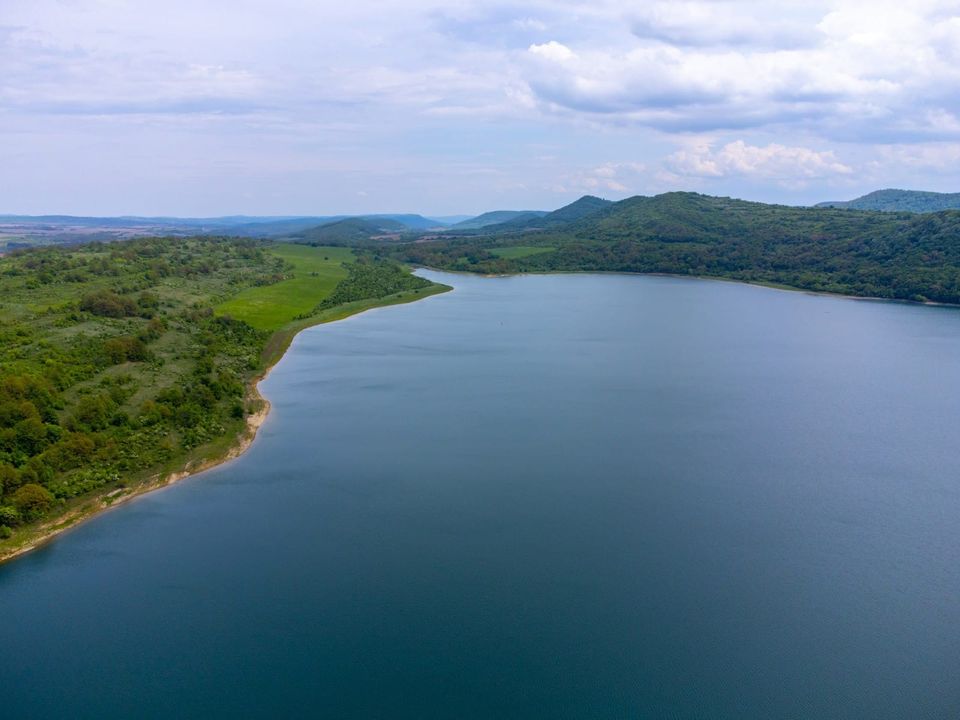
[260,282,451,369]
[489,246,556,259]
[216,244,354,330]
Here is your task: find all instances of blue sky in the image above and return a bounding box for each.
[2,0,960,216]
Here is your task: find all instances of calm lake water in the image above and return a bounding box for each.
[3,271,960,718]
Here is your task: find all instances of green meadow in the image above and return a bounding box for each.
[216,244,354,330]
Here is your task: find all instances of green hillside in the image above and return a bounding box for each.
[817,189,960,213]
[542,195,613,224]
[399,192,960,304]
[489,195,612,233]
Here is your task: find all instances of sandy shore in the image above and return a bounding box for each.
[0,380,272,566]
[0,282,452,567]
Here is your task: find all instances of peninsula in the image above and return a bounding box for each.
[0,239,449,563]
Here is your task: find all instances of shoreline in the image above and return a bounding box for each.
[5,265,948,566]
[417,265,960,310]
[0,282,452,567]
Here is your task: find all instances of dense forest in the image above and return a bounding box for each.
[398,192,960,304]
[0,238,441,548]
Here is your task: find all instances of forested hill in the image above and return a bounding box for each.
[398,192,960,304]
[817,189,960,213]
[563,192,897,241]
[536,195,612,224]
[486,195,612,233]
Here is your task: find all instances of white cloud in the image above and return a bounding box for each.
[513,18,548,32]
[1,0,960,213]
[630,1,822,48]
[876,142,960,171]
[529,40,576,62]
[666,141,853,183]
[554,161,647,194]
[521,0,960,140]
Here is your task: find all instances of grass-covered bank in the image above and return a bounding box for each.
[0,239,450,564]
[215,244,354,330]
[260,282,451,371]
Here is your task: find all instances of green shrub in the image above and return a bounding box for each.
[0,463,20,495]
[79,290,139,318]
[0,505,20,527]
[11,483,55,522]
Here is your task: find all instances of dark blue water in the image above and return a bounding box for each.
[3,272,960,719]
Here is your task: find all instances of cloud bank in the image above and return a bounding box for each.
[0,0,958,213]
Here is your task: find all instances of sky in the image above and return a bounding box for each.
[2,0,960,216]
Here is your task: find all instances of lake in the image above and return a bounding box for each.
[2,271,960,718]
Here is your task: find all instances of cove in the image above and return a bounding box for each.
[2,270,960,719]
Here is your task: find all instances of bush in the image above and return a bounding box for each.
[44,433,96,471]
[103,336,151,364]
[175,404,201,429]
[0,463,19,495]
[69,393,116,432]
[11,483,55,522]
[79,290,139,318]
[0,505,20,527]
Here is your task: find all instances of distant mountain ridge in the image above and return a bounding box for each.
[452,210,548,230]
[0,212,453,247]
[428,215,474,225]
[226,214,445,237]
[291,217,410,245]
[816,189,960,212]
[481,196,613,233]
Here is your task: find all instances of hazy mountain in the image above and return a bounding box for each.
[451,210,548,230]
[366,214,446,230]
[816,189,960,212]
[427,215,473,225]
[224,217,346,237]
[0,212,450,247]
[0,214,313,229]
[292,217,410,245]
[230,214,444,237]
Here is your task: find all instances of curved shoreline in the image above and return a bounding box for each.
[418,264,960,309]
[0,282,452,567]
[6,266,950,566]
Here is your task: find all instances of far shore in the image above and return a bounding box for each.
[0,282,452,567]
[417,265,960,310]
